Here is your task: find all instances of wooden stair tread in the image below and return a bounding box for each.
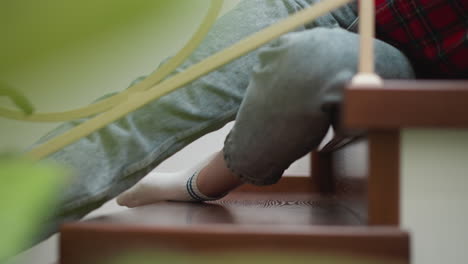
[81,192,363,228]
[61,192,408,264]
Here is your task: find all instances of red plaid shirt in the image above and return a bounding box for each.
[374,0,468,78]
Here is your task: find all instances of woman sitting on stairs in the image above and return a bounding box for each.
[40,0,467,237]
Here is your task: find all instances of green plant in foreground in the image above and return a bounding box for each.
[0,155,66,262]
[0,82,35,115]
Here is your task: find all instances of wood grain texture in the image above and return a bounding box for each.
[344,80,468,129]
[76,192,363,228]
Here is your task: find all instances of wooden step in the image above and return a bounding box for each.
[60,178,408,264]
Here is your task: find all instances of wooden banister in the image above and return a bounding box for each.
[311,80,468,227]
[344,80,468,129]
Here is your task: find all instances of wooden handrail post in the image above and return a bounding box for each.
[368,130,400,226]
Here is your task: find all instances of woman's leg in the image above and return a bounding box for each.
[114,1,365,208]
[199,27,415,195]
[117,26,414,206]
[38,0,322,237]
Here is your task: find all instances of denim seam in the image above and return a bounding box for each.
[346,17,359,33]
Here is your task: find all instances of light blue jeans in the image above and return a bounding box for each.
[38,0,414,238]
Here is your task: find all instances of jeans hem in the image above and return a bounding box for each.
[223,132,281,187]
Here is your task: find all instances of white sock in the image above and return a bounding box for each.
[116,154,219,208]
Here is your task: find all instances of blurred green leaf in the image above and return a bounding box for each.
[0,155,66,261]
[0,81,35,115]
[0,0,182,72]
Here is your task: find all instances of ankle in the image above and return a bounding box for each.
[185,170,227,201]
[195,152,243,198]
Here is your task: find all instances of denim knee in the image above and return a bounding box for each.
[223,29,352,186]
[223,27,414,186]
[252,27,361,112]
[264,27,414,118]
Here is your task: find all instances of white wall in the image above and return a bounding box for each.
[402,129,468,264]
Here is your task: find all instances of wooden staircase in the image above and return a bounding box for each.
[59,80,468,264]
